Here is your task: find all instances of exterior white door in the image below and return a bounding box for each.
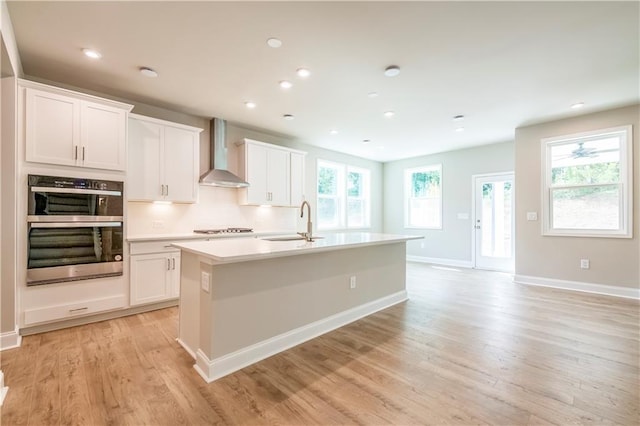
[473,173,515,272]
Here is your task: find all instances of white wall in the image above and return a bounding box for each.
[383,141,514,265]
[515,104,639,293]
[1,0,21,347]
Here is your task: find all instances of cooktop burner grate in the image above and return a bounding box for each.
[193,227,253,234]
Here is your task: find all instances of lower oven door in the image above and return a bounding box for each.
[27,221,123,286]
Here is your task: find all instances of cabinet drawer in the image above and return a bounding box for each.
[23,295,127,325]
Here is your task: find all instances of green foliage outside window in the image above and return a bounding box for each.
[552,162,620,199]
[347,172,361,197]
[318,167,337,195]
[411,171,440,197]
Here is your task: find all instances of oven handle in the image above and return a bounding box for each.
[28,215,123,223]
[30,222,122,228]
[30,186,122,196]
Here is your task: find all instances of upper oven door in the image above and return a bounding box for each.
[27,175,123,221]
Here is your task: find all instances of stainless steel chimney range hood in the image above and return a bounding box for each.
[199,118,249,188]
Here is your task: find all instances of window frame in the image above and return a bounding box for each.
[404,164,443,230]
[541,125,633,238]
[317,159,371,231]
[346,166,371,229]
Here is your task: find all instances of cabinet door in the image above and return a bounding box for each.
[130,253,172,305]
[80,101,127,170]
[128,118,163,201]
[163,125,198,203]
[267,148,290,206]
[290,152,306,207]
[245,142,269,204]
[25,88,79,166]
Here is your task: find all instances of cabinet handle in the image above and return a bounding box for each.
[172,258,176,270]
[74,146,78,160]
[69,307,88,314]
[166,185,169,196]
[167,258,171,270]
[82,146,85,161]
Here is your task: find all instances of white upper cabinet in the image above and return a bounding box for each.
[127,114,202,203]
[22,80,132,171]
[290,151,306,206]
[237,139,306,207]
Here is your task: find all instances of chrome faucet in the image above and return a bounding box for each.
[298,200,314,241]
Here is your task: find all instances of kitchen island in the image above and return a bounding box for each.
[172,232,421,383]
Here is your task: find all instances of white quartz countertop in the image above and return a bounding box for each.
[127,230,292,243]
[171,232,423,264]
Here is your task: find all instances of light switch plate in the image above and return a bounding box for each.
[526,212,538,221]
[201,271,210,293]
[457,213,469,220]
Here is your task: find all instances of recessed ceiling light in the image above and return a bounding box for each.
[368,92,379,98]
[283,114,295,120]
[139,67,158,78]
[362,139,371,144]
[245,101,256,109]
[571,102,585,109]
[279,80,292,89]
[453,115,465,121]
[384,111,395,117]
[330,129,338,135]
[384,65,400,77]
[82,48,102,59]
[296,68,311,78]
[455,127,465,132]
[267,38,282,48]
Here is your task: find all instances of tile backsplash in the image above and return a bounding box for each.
[126,185,297,235]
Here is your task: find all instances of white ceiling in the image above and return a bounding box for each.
[6,1,639,162]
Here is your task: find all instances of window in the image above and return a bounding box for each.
[542,125,632,238]
[404,165,442,229]
[317,160,371,229]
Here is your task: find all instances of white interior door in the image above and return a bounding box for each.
[473,173,514,272]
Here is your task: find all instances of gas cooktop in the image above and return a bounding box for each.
[193,227,253,235]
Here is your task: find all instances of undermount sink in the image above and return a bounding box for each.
[262,236,306,241]
[262,235,324,242]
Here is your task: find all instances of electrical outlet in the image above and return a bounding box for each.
[526,212,538,221]
[349,276,356,289]
[152,220,165,229]
[580,259,590,269]
[201,271,210,293]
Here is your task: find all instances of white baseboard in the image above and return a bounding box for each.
[0,328,21,351]
[514,274,640,300]
[0,371,7,406]
[407,255,473,269]
[193,290,408,383]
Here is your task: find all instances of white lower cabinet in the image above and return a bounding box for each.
[130,242,180,306]
[23,295,127,325]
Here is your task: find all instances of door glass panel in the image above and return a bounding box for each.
[481,181,512,258]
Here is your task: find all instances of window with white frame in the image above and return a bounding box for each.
[542,125,632,237]
[317,160,371,229]
[404,165,442,229]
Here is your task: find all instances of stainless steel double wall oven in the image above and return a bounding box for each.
[27,174,124,285]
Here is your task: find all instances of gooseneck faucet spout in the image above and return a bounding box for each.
[299,201,313,241]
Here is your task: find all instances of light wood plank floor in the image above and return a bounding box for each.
[1,263,638,425]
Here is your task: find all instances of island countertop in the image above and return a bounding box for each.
[171,232,422,264]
